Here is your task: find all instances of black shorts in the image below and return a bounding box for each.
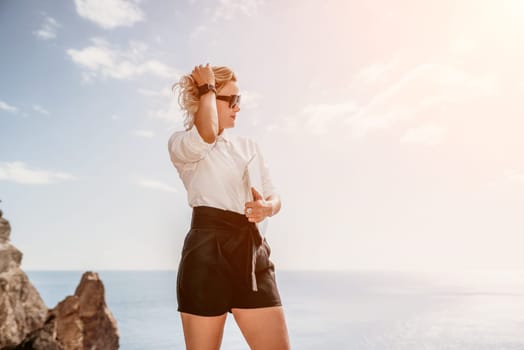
[176,205,283,316]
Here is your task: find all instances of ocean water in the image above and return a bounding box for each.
[25,269,524,349]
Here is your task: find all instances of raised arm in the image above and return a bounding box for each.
[192,63,219,143]
[167,64,219,165]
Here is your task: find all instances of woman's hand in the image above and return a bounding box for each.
[244,187,273,223]
[191,63,215,86]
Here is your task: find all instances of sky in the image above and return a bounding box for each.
[1,0,523,272]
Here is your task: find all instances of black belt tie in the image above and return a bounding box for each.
[190,205,264,292]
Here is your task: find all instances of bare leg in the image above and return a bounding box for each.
[180,312,228,350]
[231,306,290,350]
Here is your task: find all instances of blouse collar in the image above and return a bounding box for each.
[217,129,230,142]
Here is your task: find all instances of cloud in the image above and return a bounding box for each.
[237,90,261,110]
[189,25,208,41]
[137,87,172,97]
[487,168,524,190]
[400,123,445,145]
[145,85,190,125]
[132,129,155,138]
[265,115,298,133]
[451,35,478,56]
[352,55,400,85]
[33,105,50,115]
[147,96,180,124]
[0,100,18,113]
[345,63,500,138]
[301,101,359,135]
[134,178,177,193]
[67,38,179,81]
[503,168,524,184]
[74,0,145,29]
[273,62,499,139]
[33,14,61,40]
[0,161,75,185]
[212,0,265,22]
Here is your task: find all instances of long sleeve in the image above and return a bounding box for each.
[168,125,215,165]
[254,141,279,199]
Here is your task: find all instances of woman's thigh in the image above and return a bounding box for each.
[180,312,228,350]
[231,306,290,350]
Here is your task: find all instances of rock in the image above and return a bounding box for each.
[0,212,48,348]
[4,272,120,350]
[0,210,119,349]
[47,271,120,350]
[3,314,64,350]
[0,209,12,243]
[0,209,22,272]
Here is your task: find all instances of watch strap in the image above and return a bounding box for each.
[198,83,217,97]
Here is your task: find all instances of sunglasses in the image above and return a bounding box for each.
[216,94,241,108]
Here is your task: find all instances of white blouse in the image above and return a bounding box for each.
[167,125,278,215]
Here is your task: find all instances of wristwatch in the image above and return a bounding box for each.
[198,83,217,97]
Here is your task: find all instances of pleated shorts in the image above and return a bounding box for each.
[176,205,283,316]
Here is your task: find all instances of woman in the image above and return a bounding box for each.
[168,63,291,350]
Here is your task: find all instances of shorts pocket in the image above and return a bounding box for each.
[255,238,273,272]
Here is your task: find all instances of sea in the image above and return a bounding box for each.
[25,269,524,350]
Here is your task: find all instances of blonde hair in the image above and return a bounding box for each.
[172,65,237,131]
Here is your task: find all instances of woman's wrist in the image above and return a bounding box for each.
[197,83,217,97]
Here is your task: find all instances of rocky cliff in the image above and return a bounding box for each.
[0,210,119,349]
